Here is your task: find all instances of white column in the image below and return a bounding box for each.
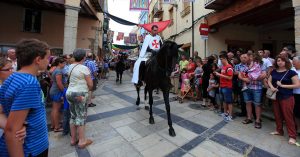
[63,5,80,54]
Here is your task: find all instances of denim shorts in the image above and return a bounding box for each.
[243,88,262,106]
[219,87,233,104]
[50,91,64,102]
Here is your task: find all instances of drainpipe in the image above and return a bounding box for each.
[192,1,194,57]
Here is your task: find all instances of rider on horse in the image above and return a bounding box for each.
[131,25,163,86]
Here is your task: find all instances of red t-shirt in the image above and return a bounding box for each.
[220,64,233,88]
[187,62,196,74]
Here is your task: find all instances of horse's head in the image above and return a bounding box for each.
[158,41,183,76]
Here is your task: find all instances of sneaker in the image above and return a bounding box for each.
[225,116,233,122]
[241,86,248,91]
[219,112,228,118]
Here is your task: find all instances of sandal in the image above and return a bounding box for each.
[288,138,296,145]
[270,131,283,136]
[53,127,64,132]
[78,139,93,149]
[242,119,253,124]
[254,122,262,129]
[70,140,79,146]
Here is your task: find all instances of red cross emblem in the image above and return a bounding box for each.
[152,40,159,48]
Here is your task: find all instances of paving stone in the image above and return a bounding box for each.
[158,124,198,146]
[248,147,279,157]
[189,140,243,157]
[128,122,153,137]
[110,117,136,128]
[127,111,148,121]
[88,136,126,156]
[141,139,177,157]
[61,152,77,157]
[94,142,142,157]
[210,133,251,154]
[116,126,142,142]
[177,110,201,119]
[131,133,165,152]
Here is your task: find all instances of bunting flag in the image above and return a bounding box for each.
[116,32,124,41]
[124,36,130,44]
[138,20,171,33]
[162,0,175,3]
[130,0,149,11]
[129,33,137,44]
[183,0,195,2]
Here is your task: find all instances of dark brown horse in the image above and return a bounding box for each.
[135,41,182,137]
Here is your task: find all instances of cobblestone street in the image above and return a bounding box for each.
[48,71,300,157]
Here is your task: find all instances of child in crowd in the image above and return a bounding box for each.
[180,68,190,96]
[241,53,262,91]
[207,73,219,110]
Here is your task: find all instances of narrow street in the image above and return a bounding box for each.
[48,70,300,157]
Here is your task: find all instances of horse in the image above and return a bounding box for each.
[135,41,183,137]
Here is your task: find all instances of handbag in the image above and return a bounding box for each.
[67,64,79,86]
[266,70,289,100]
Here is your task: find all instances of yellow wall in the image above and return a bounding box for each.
[0,2,64,48]
[0,2,103,51]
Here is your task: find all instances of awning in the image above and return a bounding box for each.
[112,44,139,50]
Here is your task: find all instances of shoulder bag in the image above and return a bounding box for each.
[266,70,289,100]
[67,64,79,86]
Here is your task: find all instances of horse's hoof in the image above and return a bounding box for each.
[145,106,149,110]
[149,117,155,124]
[169,128,176,137]
[136,101,140,106]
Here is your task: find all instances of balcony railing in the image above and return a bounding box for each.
[180,6,191,17]
[204,0,233,10]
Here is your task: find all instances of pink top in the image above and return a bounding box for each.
[248,62,261,80]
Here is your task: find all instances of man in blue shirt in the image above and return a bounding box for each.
[0,39,50,157]
[84,52,98,107]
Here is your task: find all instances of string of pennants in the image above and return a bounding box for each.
[129,0,195,11]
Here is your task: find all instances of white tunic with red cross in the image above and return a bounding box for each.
[132,34,162,84]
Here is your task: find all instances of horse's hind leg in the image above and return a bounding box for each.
[163,90,176,137]
[148,89,155,124]
[144,85,149,110]
[135,85,141,109]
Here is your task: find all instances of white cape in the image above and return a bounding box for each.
[131,34,161,84]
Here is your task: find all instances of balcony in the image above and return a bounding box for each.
[153,1,163,18]
[204,0,233,10]
[180,6,191,17]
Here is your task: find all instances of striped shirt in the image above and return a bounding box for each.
[84,59,98,80]
[0,73,48,157]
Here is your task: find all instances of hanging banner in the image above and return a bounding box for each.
[139,20,171,33]
[117,32,124,41]
[129,33,137,44]
[124,36,130,44]
[130,0,149,11]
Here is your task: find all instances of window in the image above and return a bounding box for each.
[23,9,42,33]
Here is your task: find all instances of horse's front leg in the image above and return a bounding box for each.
[135,84,141,109]
[148,89,155,124]
[163,90,176,137]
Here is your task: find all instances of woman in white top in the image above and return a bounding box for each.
[292,56,300,136]
[66,49,93,149]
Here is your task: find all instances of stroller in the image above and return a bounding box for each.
[178,75,196,103]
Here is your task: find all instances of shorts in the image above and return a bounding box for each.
[243,88,262,106]
[66,91,88,126]
[294,94,300,118]
[219,87,233,104]
[50,91,64,102]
